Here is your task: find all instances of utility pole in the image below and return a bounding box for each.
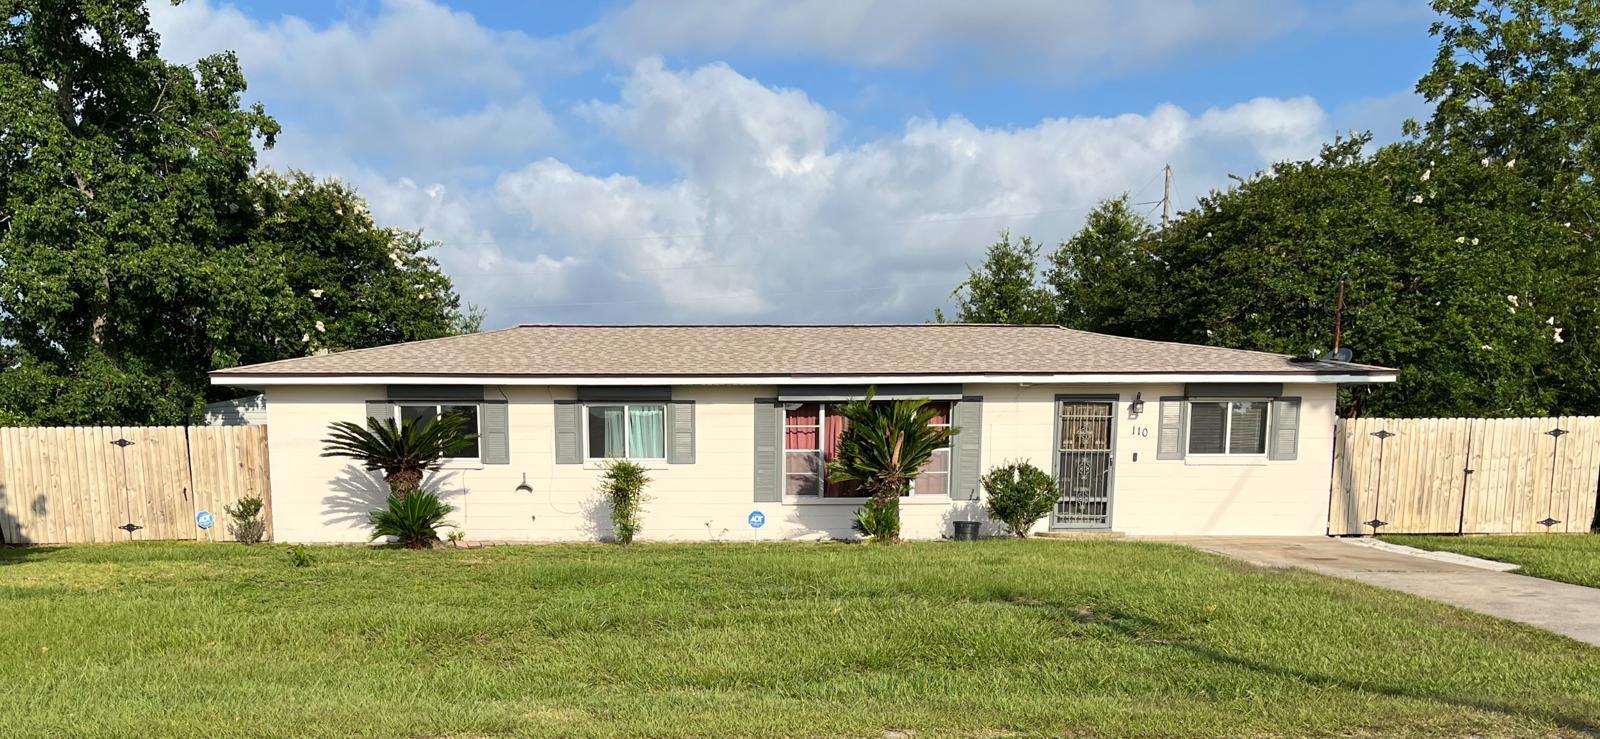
[1332,272,1347,352]
[1161,164,1172,229]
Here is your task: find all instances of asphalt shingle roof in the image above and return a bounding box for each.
[210,324,1393,379]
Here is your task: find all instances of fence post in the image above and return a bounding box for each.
[1365,428,1395,534]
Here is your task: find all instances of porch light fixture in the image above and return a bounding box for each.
[1129,392,1145,415]
[515,473,533,494]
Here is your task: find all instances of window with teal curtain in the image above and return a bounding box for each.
[586,403,666,459]
[628,405,666,458]
[587,405,627,458]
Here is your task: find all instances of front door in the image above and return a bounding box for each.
[1053,398,1116,529]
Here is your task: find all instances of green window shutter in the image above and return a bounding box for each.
[1157,397,1186,460]
[554,400,581,464]
[1268,397,1302,461]
[753,398,781,502]
[950,395,983,500]
[667,400,696,464]
[480,400,509,464]
[365,400,394,427]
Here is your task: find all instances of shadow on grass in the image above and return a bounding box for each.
[1081,605,1600,734]
[0,544,65,564]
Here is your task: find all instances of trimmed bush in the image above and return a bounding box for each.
[225,495,266,545]
[369,490,455,548]
[982,461,1056,538]
[599,460,650,544]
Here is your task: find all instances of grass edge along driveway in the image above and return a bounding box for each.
[2,539,1598,738]
[1387,533,1600,589]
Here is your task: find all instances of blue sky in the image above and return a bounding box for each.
[149,0,1440,328]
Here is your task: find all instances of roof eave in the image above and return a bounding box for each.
[211,370,1398,387]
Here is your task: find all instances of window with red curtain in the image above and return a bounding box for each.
[913,402,951,495]
[783,400,951,498]
[783,403,822,496]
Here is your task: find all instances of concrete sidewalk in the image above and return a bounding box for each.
[1159,536,1600,648]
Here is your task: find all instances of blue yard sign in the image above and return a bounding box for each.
[195,510,214,530]
[747,510,766,529]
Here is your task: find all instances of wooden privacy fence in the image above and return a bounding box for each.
[0,426,271,544]
[1330,416,1600,535]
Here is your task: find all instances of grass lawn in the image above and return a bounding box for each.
[3,540,1599,738]
[1387,533,1600,589]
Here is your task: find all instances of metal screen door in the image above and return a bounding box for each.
[1054,400,1115,529]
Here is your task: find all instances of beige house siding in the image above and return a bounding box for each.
[263,381,1338,543]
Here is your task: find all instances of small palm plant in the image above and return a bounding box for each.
[320,414,475,498]
[827,391,959,542]
[370,490,455,549]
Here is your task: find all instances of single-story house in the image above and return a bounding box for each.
[209,324,1395,542]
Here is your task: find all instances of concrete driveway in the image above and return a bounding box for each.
[1161,536,1600,648]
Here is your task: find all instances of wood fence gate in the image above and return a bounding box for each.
[1329,416,1600,535]
[0,426,271,544]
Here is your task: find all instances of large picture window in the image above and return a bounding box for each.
[586,404,667,460]
[783,401,951,498]
[395,403,480,459]
[1187,400,1268,455]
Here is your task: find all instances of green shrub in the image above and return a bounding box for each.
[285,544,313,568]
[224,495,266,545]
[982,461,1056,538]
[852,496,901,542]
[369,489,455,548]
[599,460,650,544]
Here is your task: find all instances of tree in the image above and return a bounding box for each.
[1417,0,1600,197]
[0,1,479,425]
[320,415,476,499]
[1045,195,1164,336]
[826,393,958,542]
[936,231,1056,324]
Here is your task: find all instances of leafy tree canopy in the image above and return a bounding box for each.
[937,0,1600,418]
[0,1,477,425]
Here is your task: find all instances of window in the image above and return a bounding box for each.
[912,402,951,495]
[783,401,951,498]
[586,404,666,460]
[783,403,824,496]
[1187,400,1268,455]
[395,403,480,459]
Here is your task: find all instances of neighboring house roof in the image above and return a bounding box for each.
[210,324,1395,385]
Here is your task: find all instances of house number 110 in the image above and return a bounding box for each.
[1129,426,1149,437]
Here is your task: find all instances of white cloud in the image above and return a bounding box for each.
[146,2,1350,327]
[588,0,1306,80]
[149,0,564,179]
[493,61,1331,323]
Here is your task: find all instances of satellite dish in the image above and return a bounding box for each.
[1330,347,1353,363]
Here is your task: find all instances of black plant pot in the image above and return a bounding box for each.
[952,521,981,541]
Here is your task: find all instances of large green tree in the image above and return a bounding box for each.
[937,0,1600,418]
[0,1,476,425]
[936,231,1055,324]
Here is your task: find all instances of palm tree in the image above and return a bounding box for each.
[321,415,475,498]
[827,391,959,541]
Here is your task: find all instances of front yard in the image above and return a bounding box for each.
[2,540,1598,737]
[1388,533,1600,588]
